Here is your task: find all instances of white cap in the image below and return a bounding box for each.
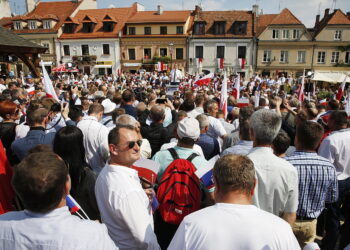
[303,242,320,250]
[101,99,117,114]
[177,117,200,140]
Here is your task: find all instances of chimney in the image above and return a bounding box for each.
[252,5,259,16]
[315,14,320,27]
[194,5,202,14]
[347,12,350,19]
[157,5,163,15]
[324,8,330,18]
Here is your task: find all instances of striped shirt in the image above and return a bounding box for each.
[286,151,338,218]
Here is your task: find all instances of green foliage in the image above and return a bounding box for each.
[317,90,333,99]
[153,56,171,64]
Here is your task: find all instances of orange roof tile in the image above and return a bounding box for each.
[0,17,12,28]
[328,10,350,25]
[82,15,98,24]
[102,15,117,23]
[256,14,278,36]
[269,8,303,25]
[126,11,191,24]
[12,1,81,34]
[191,10,254,38]
[59,7,136,40]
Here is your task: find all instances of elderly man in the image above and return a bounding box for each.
[168,155,300,250]
[0,152,117,250]
[95,125,160,250]
[248,109,298,225]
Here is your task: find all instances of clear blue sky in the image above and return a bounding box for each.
[9,0,350,28]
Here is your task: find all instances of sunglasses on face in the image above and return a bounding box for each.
[128,139,143,149]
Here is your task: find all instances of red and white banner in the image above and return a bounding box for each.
[156,62,167,72]
[27,87,35,95]
[217,58,224,69]
[336,75,347,101]
[239,58,246,69]
[194,73,214,86]
[232,74,240,99]
[220,73,228,118]
[297,69,305,102]
[345,91,350,116]
[41,61,59,101]
[237,98,250,108]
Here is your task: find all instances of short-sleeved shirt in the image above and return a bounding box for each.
[207,116,227,139]
[248,147,299,216]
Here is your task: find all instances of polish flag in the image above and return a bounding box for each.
[336,75,347,101]
[239,58,246,69]
[27,87,35,95]
[194,73,214,86]
[132,158,160,184]
[220,73,228,118]
[41,61,59,102]
[232,73,240,100]
[237,98,250,108]
[297,69,305,102]
[217,58,224,69]
[157,61,165,72]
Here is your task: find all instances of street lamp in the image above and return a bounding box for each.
[169,42,174,70]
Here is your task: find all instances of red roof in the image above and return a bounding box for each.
[328,10,350,25]
[12,1,81,34]
[0,17,13,28]
[59,7,136,40]
[126,10,191,24]
[270,8,303,25]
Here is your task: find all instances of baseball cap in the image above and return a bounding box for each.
[177,117,200,140]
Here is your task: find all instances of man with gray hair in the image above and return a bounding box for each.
[115,114,152,159]
[248,109,298,225]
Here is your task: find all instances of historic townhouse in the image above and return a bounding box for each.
[187,6,255,77]
[7,0,97,74]
[121,6,192,72]
[59,3,141,75]
[312,9,350,77]
[256,8,314,78]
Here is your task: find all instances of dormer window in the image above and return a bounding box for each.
[214,21,225,35]
[43,20,51,29]
[334,30,342,40]
[233,21,247,35]
[63,24,75,33]
[194,22,205,35]
[28,20,37,30]
[14,21,21,30]
[103,22,114,32]
[83,23,94,33]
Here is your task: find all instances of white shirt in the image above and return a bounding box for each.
[95,164,160,250]
[207,116,227,139]
[160,138,205,157]
[186,109,201,119]
[168,203,300,250]
[170,69,182,83]
[248,147,299,216]
[0,206,117,250]
[318,128,350,180]
[15,122,30,139]
[77,116,109,173]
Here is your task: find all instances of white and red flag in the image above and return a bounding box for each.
[157,61,165,72]
[41,61,59,101]
[194,73,214,86]
[297,69,305,102]
[232,73,240,100]
[336,75,347,101]
[217,58,224,69]
[220,73,228,117]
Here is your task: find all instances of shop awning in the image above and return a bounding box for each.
[94,65,112,68]
[313,71,350,83]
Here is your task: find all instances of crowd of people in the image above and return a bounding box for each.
[0,68,349,250]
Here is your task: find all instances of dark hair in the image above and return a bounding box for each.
[150,105,165,123]
[53,126,86,192]
[88,103,104,115]
[195,94,205,106]
[122,89,135,103]
[26,104,48,126]
[239,120,251,141]
[329,110,349,128]
[327,99,340,111]
[68,105,83,122]
[204,99,217,113]
[179,99,195,112]
[12,152,68,213]
[272,130,291,156]
[239,106,254,123]
[213,155,255,195]
[296,121,324,150]
[108,124,135,145]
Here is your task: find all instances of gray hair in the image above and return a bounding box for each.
[115,114,137,127]
[250,109,281,145]
[196,114,209,130]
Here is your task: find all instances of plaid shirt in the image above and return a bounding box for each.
[286,151,338,218]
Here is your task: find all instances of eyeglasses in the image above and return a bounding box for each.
[128,139,142,149]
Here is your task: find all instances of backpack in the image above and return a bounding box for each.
[156,148,201,225]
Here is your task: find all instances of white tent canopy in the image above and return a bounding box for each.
[312,71,350,83]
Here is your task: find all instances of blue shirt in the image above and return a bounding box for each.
[121,104,137,118]
[221,140,253,157]
[196,133,220,160]
[11,128,55,160]
[286,151,338,218]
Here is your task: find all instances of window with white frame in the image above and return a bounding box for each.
[272,29,279,39]
[293,29,301,39]
[331,51,340,63]
[263,50,271,62]
[14,21,21,30]
[334,30,342,40]
[317,51,326,63]
[43,20,51,29]
[297,51,306,63]
[280,51,288,63]
[346,52,350,64]
[28,20,37,30]
[282,30,289,39]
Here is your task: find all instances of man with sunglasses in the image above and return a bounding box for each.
[95,125,160,250]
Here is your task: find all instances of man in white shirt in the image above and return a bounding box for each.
[0,152,117,250]
[203,99,227,139]
[318,110,350,250]
[248,109,298,225]
[95,125,160,250]
[170,64,182,85]
[77,103,109,173]
[168,154,300,250]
